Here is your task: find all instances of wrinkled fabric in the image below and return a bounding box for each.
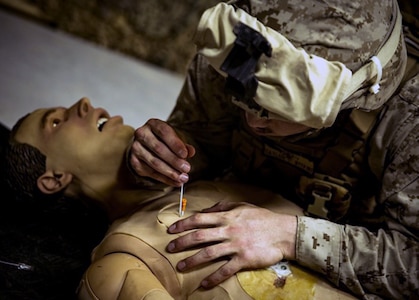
[195,2,352,128]
[228,0,407,113]
[194,0,406,128]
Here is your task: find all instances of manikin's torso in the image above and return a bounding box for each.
[81,181,355,300]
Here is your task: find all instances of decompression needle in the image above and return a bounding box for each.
[179,183,184,217]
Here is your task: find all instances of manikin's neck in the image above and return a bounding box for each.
[105,186,172,220]
[81,157,172,221]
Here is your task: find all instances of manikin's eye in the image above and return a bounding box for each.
[52,119,61,128]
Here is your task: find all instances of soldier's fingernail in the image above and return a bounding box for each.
[167,242,175,252]
[201,280,209,288]
[181,163,190,173]
[168,224,176,232]
[178,149,187,158]
[179,174,189,183]
[177,261,186,271]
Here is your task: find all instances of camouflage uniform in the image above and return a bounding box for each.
[165,0,418,298]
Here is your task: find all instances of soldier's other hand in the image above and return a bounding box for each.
[129,118,195,186]
[167,202,297,288]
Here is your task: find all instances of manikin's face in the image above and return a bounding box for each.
[244,111,310,137]
[14,97,135,179]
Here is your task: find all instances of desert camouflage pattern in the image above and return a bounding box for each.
[195,2,354,128]
[297,74,419,299]
[226,0,407,113]
[166,0,418,299]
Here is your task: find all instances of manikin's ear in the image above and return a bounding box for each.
[37,170,73,195]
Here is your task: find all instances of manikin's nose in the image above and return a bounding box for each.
[245,111,269,128]
[76,97,91,117]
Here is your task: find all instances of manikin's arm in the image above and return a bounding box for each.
[77,253,173,300]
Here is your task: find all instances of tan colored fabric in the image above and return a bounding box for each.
[195,2,351,128]
[194,1,406,128]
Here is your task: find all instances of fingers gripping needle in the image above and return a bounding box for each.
[179,184,187,217]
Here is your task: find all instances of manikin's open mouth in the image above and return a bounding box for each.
[97,117,108,132]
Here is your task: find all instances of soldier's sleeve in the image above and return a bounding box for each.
[295,74,419,300]
[167,53,241,180]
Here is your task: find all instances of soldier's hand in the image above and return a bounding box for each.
[167,202,297,288]
[129,118,195,186]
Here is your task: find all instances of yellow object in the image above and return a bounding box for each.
[237,264,316,300]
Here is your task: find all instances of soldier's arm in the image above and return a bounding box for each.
[296,74,419,299]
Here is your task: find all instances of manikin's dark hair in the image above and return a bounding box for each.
[2,114,61,200]
[0,119,108,299]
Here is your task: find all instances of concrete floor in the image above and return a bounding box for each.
[0,8,184,130]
